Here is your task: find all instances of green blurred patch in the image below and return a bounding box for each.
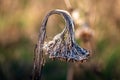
[43,60,68,80]
[103,45,120,80]
[96,38,110,54]
[0,37,33,80]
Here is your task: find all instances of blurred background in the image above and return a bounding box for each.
[0,0,120,80]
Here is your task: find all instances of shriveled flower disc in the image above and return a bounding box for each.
[44,26,89,62]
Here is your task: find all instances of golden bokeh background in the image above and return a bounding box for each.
[0,0,120,80]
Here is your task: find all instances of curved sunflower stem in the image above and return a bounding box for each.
[32,9,89,80]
